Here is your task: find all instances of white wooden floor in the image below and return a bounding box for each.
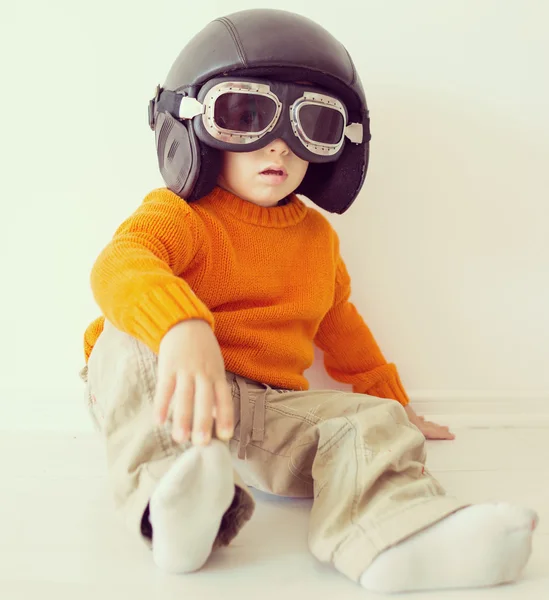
[1,426,547,600]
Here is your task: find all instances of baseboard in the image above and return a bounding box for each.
[1,387,547,433]
[409,390,549,428]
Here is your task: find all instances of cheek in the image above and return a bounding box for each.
[295,160,309,182]
[224,153,257,182]
[219,154,240,185]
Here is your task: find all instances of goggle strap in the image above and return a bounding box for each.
[151,89,204,123]
[344,122,364,144]
[179,97,205,120]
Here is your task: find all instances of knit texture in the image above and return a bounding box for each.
[85,187,409,405]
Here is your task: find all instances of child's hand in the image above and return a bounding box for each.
[404,404,455,440]
[154,319,234,446]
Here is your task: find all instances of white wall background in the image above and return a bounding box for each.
[1,0,548,432]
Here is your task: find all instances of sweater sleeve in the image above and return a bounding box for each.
[90,188,214,353]
[314,252,410,406]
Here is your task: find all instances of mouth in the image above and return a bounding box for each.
[259,165,288,185]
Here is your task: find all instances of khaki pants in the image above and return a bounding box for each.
[81,320,467,582]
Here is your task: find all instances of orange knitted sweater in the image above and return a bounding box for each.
[84,186,409,405]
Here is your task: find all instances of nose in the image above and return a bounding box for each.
[266,138,290,156]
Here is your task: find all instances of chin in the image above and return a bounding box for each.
[250,197,280,207]
[247,189,286,207]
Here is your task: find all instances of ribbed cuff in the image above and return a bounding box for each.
[127,281,214,353]
[352,365,410,406]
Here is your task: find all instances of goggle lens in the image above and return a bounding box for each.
[298,104,345,145]
[214,93,277,133]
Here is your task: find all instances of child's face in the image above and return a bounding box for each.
[217,138,309,207]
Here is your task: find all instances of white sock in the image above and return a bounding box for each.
[149,439,235,573]
[360,503,538,593]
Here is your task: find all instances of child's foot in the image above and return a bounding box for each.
[149,439,235,573]
[360,503,537,593]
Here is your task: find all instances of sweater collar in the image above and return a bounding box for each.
[203,186,308,228]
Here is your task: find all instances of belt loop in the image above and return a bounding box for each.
[236,376,251,459]
[251,387,267,443]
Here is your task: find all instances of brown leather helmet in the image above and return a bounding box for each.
[148,8,371,214]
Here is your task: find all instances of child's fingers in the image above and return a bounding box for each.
[424,422,455,440]
[214,380,234,441]
[192,377,215,445]
[171,376,194,442]
[153,372,176,425]
[428,423,450,432]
